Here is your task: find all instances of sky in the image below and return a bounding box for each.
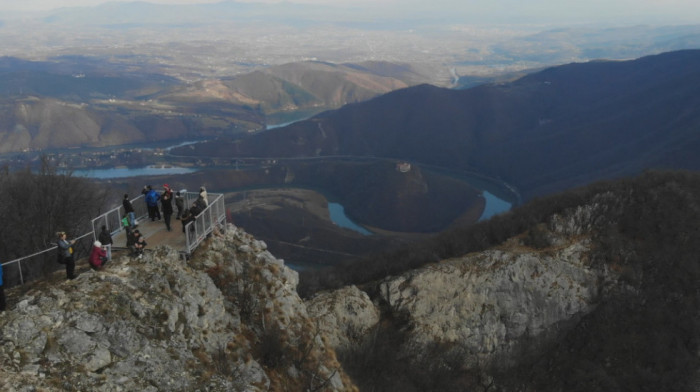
[2,0,700,25]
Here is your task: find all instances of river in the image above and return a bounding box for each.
[328,202,373,235]
[73,165,197,179]
[479,191,513,221]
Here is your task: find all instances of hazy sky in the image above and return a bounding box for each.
[2,0,700,25]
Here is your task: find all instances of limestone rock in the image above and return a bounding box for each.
[306,285,380,350]
[0,224,356,392]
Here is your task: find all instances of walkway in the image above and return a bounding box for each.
[1,190,227,289]
[110,218,187,251]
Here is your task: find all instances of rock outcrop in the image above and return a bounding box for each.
[0,224,355,392]
[306,201,621,376]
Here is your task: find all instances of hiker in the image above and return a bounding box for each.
[98,225,113,261]
[197,186,208,208]
[161,184,174,231]
[180,207,192,233]
[174,191,184,220]
[57,232,77,280]
[133,231,147,259]
[126,227,136,254]
[123,194,137,228]
[145,185,161,221]
[0,263,5,312]
[88,241,108,270]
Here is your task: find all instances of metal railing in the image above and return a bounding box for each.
[0,232,94,289]
[1,191,227,288]
[91,194,150,243]
[184,193,227,255]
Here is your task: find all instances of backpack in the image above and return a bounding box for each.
[122,216,130,228]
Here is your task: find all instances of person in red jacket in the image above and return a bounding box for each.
[89,241,108,270]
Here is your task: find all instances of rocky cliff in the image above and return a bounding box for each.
[306,201,621,389]
[0,225,355,391]
[3,171,699,391]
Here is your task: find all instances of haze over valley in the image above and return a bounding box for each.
[4,2,700,391]
[1,1,700,266]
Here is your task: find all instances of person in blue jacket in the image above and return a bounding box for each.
[145,185,161,221]
[1,262,6,311]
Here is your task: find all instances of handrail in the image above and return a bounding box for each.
[184,193,226,255]
[1,191,227,288]
[1,232,94,288]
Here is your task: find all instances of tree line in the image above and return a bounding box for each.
[0,157,108,286]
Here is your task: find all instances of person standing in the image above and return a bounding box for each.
[0,263,6,312]
[175,191,184,220]
[145,186,161,221]
[98,225,113,261]
[161,185,174,231]
[198,186,209,208]
[123,194,137,228]
[57,232,77,280]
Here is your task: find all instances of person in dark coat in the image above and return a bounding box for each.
[98,225,113,261]
[133,231,147,259]
[175,191,184,220]
[180,207,192,233]
[161,185,174,231]
[57,231,77,280]
[0,263,6,312]
[123,194,136,228]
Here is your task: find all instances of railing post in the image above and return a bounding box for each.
[18,259,24,285]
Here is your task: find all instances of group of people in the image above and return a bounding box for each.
[0,186,213,312]
[51,185,209,280]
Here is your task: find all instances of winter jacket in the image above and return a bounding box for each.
[198,188,208,207]
[89,245,107,269]
[161,193,173,214]
[57,239,73,258]
[99,229,113,246]
[145,190,160,207]
[175,194,184,210]
[123,198,135,213]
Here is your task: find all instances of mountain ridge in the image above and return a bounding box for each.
[179,49,700,200]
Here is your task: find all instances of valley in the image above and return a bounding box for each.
[78,149,510,266]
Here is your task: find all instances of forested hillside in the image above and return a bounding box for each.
[300,170,700,391]
[179,50,700,200]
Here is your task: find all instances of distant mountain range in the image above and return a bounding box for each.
[0,57,430,152]
[179,49,700,200]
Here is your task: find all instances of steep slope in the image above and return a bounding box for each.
[181,49,700,200]
[304,170,700,391]
[0,226,355,391]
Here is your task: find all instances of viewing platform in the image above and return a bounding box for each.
[92,190,227,258]
[1,190,227,289]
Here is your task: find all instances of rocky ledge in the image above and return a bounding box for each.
[0,224,355,392]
